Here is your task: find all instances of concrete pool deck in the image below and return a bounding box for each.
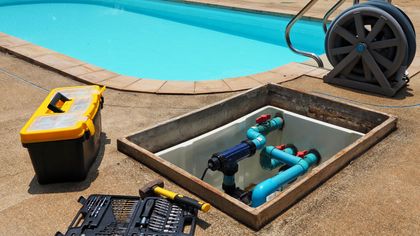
[2,50,420,235]
[0,0,419,235]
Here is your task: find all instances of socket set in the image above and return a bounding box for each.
[56,195,197,236]
[128,198,197,236]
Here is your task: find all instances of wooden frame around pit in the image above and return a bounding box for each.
[117,83,397,230]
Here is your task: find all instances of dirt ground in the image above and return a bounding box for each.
[0,0,419,235]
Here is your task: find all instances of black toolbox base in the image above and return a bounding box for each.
[24,110,102,184]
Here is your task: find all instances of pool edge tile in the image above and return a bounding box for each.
[305,67,330,79]
[124,79,166,93]
[10,44,55,58]
[223,76,263,91]
[157,81,195,94]
[100,75,139,88]
[34,53,85,70]
[269,62,318,82]
[62,64,104,77]
[195,80,232,93]
[247,71,282,84]
[79,70,120,84]
[0,35,29,48]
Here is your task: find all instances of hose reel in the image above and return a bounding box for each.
[324,1,416,96]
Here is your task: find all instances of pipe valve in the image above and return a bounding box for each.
[256,114,271,124]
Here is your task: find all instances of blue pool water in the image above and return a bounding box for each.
[0,0,325,81]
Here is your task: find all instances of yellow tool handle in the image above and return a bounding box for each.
[153,186,211,212]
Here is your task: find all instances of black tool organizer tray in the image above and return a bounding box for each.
[56,194,198,236]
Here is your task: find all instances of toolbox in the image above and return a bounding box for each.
[56,194,198,236]
[20,86,105,184]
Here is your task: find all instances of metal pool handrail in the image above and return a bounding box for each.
[322,0,346,33]
[285,0,324,68]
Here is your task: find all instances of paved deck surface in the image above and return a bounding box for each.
[0,0,419,235]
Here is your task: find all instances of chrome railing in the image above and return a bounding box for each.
[285,0,324,67]
[322,0,346,32]
[322,0,361,33]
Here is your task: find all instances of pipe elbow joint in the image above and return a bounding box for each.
[251,180,275,207]
[296,159,309,172]
[306,149,321,166]
[270,117,284,130]
[296,150,321,171]
[246,127,260,139]
[251,135,266,149]
[247,127,267,149]
[260,146,280,170]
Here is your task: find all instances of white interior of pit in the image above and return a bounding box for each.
[156,106,364,191]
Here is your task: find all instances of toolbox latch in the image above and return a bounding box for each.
[48,92,70,113]
[84,118,96,138]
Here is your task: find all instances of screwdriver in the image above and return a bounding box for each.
[140,200,154,227]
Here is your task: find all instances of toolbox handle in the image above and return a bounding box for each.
[48,92,70,113]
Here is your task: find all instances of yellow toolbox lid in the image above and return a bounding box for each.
[20,85,105,144]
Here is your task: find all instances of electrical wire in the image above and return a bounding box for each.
[312,91,420,109]
[200,167,209,180]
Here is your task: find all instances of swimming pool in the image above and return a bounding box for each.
[0,0,325,81]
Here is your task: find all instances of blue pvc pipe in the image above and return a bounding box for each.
[266,146,302,166]
[302,153,318,167]
[247,128,266,149]
[251,152,319,207]
[251,165,305,207]
[246,117,283,149]
[260,146,296,170]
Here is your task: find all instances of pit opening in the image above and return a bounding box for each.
[118,84,395,230]
[156,106,363,194]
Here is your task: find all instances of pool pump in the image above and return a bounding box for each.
[207,140,256,199]
[202,114,283,200]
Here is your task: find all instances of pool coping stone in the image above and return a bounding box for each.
[0,33,323,94]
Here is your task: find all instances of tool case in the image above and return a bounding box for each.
[56,194,198,236]
[20,86,105,184]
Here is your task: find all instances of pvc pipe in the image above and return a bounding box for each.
[260,146,296,170]
[251,152,319,207]
[246,117,283,149]
[247,128,266,149]
[267,146,302,166]
[251,164,305,207]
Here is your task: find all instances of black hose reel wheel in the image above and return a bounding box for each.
[326,6,407,83]
[324,4,412,96]
[365,0,416,68]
